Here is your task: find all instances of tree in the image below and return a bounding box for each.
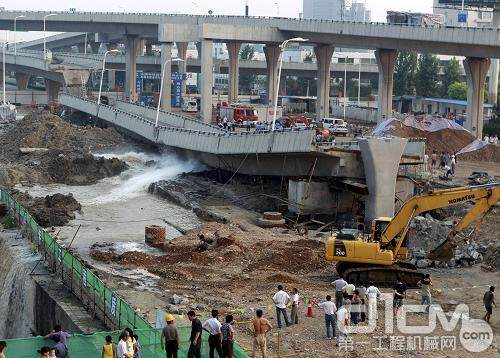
[448,81,467,100]
[416,54,441,98]
[394,51,418,96]
[240,44,255,60]
[441,57,462,97]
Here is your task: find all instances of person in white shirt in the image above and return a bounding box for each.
[272,285,291,328]
[117,333,130,358]
[290,288,300,325]
[365,282,382,321]
[318,295,337,339]
[331,277,347,308]
[342,283,356,300]
[484,135,490,143]
[203,309,223,357]
[336,300,351,344]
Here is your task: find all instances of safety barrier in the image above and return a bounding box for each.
[0,190,248,357]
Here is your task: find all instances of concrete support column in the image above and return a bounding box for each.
[177,42,189,95]
[359,137,408,225]
[145,41,153,56]
[196,42,202,93]
[44,79,62,105]
[200,40,214,122]
[375,49,398,123]
[137,39,146,56]
[489,59,499,106]
[90,42,100,54]
[160,42,173,112]
[226,41,241,103]
[125,36,139,102]
[15,73,30,90]
[264,44,280,106]
[314,44,335,119]
[108,69,116,91]
[464,57,490,139]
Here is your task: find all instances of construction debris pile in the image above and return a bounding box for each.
[9,190,81,227]
[408,214,492,269]
[90,222,330,310]
[373,116,500,161]
[0,111,128,187]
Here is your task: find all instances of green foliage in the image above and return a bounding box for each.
[448,82,467,100]
[484,119,500,137]
[441,57,462,97]
[394,51,418,96]
[2,213,16,229]
[416,54,441,97]
[240,44,255,60]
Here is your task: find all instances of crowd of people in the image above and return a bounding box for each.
[483,134,499,145]
[425,150,457,178]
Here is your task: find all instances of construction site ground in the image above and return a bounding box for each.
[2,111,500,356]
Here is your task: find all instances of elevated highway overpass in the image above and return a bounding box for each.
[0,10,498,137]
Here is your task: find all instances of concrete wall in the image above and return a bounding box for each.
[5,91,48,105]
[330,105,378,123]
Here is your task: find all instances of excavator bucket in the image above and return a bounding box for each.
[427,239,457,261]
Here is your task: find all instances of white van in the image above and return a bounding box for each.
[182,99,198,112]
[321,118,349,136]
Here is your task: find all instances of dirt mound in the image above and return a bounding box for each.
[457,144,500,162]
[10,191,81,227]
[0,111,124,160]
[386,121,474,155]
[0,111,129,187]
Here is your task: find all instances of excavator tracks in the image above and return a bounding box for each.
[336,262,425,288]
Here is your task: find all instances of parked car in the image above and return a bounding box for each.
[321,117,349,136]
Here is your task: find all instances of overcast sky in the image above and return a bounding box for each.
[1,0,434,41]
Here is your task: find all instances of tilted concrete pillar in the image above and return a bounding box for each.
[108,69,116,91]
[61,69,91,97]
[375,49,398,123]
[177,42,188,95]
[15,73,30,90]
[464,57,490,139]
[314,44,335,119]
[200,39,213,122]
[489,59,499,106]
[160,42,173,112]
[44,79,62,105]
[359,137,408,225]
[264,44,280,106]
[226,41,241,103]
[125,36,139,102]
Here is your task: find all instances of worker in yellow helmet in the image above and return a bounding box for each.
[161,314,180,358]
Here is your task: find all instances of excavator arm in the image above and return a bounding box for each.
[380,183,499,260]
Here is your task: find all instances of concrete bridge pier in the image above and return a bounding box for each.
[358,136,408,226]
[160,42,173,112]
[489,59,499,106]
[314,44,335,120]
[200,39,214,122]
[264,44,280,107]
[375,49,398,123]
[227,41,241,103]
[125,35,139,102]
[15,73,30,90]
[176,42,188,96]
[45,79,62,105]
[464,57,490,139]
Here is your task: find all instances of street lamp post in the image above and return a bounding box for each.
[358,57,361,106]
[271,37,308,131]
[84,32,88,55]
[343,54,347,121]
[3,42,8,105]
[43,13,57,61]
[14,15,25,57]
[98,49,120,105]
[156,58,184,127]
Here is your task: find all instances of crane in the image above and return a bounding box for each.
[325,183,499,286]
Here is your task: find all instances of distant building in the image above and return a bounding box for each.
[433,0,494,27]
[303,0,344,20]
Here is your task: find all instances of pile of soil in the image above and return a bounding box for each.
[457,144,500,162]
[10,190,81,227]
[90,222,330,304]
[0,111,129,187]
[385,120,475,155]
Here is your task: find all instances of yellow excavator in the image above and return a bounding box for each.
[325,183,499,286]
